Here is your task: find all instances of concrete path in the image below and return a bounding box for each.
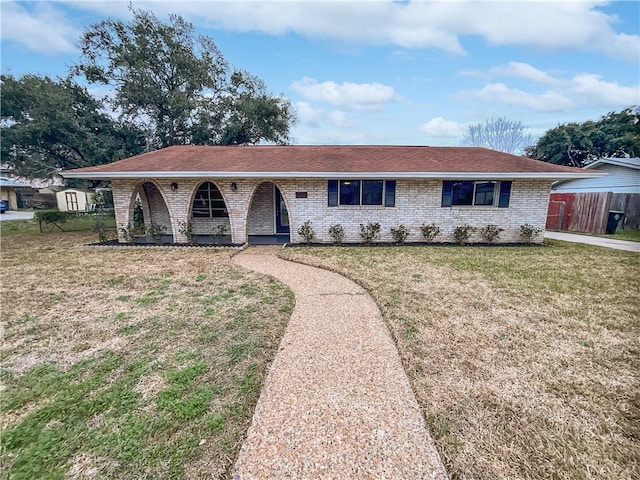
[545,231,640,252]
[232,247,447,480]
[0,211,34,221]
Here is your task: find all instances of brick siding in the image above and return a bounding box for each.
[111,178,552,244]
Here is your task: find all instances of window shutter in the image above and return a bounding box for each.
[328,180,338,207]
[498,181,512,208]
[384,180,396,207]
[441,181,453,207]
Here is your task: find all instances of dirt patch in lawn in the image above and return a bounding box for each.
[1,232,294,480]
[281,242,639,480]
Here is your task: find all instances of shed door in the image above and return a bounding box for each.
[65,192,79,211]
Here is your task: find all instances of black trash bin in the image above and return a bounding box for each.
[605,211,625,234]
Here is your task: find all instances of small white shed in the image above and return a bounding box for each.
[56,189,95,212]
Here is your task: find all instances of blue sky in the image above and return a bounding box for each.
[1,0,639,147]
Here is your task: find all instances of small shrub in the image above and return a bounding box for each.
[212,224,229,244]
[479,224,504,243]
[453,224,476,245]
[297,220,315,244]
[420,223,440,242]
[328,224,345,245]
[359,222,381,245]
[178,220,197,244]
[93,217,111,243]
[119,223,137,243]
[390,224,410,244]
[147,223,167,244]
[520,223,543,243]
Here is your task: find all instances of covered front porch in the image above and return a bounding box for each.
[110,178,292,245]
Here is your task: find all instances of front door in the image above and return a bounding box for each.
[274,188,290,234]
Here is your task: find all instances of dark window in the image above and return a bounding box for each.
[452,181,474,206]
[441,181,453,207]
[340,180,361,205]
[442,180,511,207]
[328,180,338,207]
[498,181,512,208]
[474,181,496,206]
[362,180,383,205]
[328,179,395,207]
[192,182,228,218]
[384,180,396,207]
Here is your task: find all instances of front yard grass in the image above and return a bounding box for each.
[1,232,294,479]
[281,241,639,480]
[0,213,116,237]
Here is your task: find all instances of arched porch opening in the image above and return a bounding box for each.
[187,181,232,245]
[127,182,174,244]
[246,181,291,244]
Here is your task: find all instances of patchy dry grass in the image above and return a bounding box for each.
[281,242,639,480]
[1,232,294,480]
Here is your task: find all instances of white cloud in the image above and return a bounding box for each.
[291,77,397,111]
[471,83,574,112]
[470,62,640,110]
[490,62,561,87]
[294,101,354,130]
[295,101,323,127]
[1,1,80,53]
[329,110,353,128]
[420,117,465,138]
[569,73,640,106]
[63,1,639,62]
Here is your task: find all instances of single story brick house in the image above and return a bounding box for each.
[62,145,602,245]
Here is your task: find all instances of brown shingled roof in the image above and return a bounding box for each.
[63,145,601,179]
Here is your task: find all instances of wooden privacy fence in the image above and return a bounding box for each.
[546,192,640,233]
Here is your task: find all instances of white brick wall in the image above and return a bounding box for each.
[111,178,552,244]
[247,182,274,235]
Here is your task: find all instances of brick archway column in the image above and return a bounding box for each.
[161,179,198,244]
[111,179,136,243]
[224,180,254,245]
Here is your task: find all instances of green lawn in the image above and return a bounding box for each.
[1,231,294,479]
[0,212,116,237]
[281,241,640,480]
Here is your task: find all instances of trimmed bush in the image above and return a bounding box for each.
[390,225,410,244]
[453,225,476,245]
[328,224,345,245]
[479,224,504,243]
[119,224,137,243]
[359,222,381,245]
[178,221,197,244]
[420,223,440,242]
[147,223,167,244]
[520,223,543,243]
[297,220,315,244]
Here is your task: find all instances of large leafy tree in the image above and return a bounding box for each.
[0,74,144,178]
[74,8,294,148]
[525,107,640,167]
[460,117,533,154]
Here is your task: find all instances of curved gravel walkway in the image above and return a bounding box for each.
[232,247,448,480]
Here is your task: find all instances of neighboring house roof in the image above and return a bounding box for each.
[62,145,604,180]
[584,157,640,170]
[0,177,32,188]
[553,157,640,193]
